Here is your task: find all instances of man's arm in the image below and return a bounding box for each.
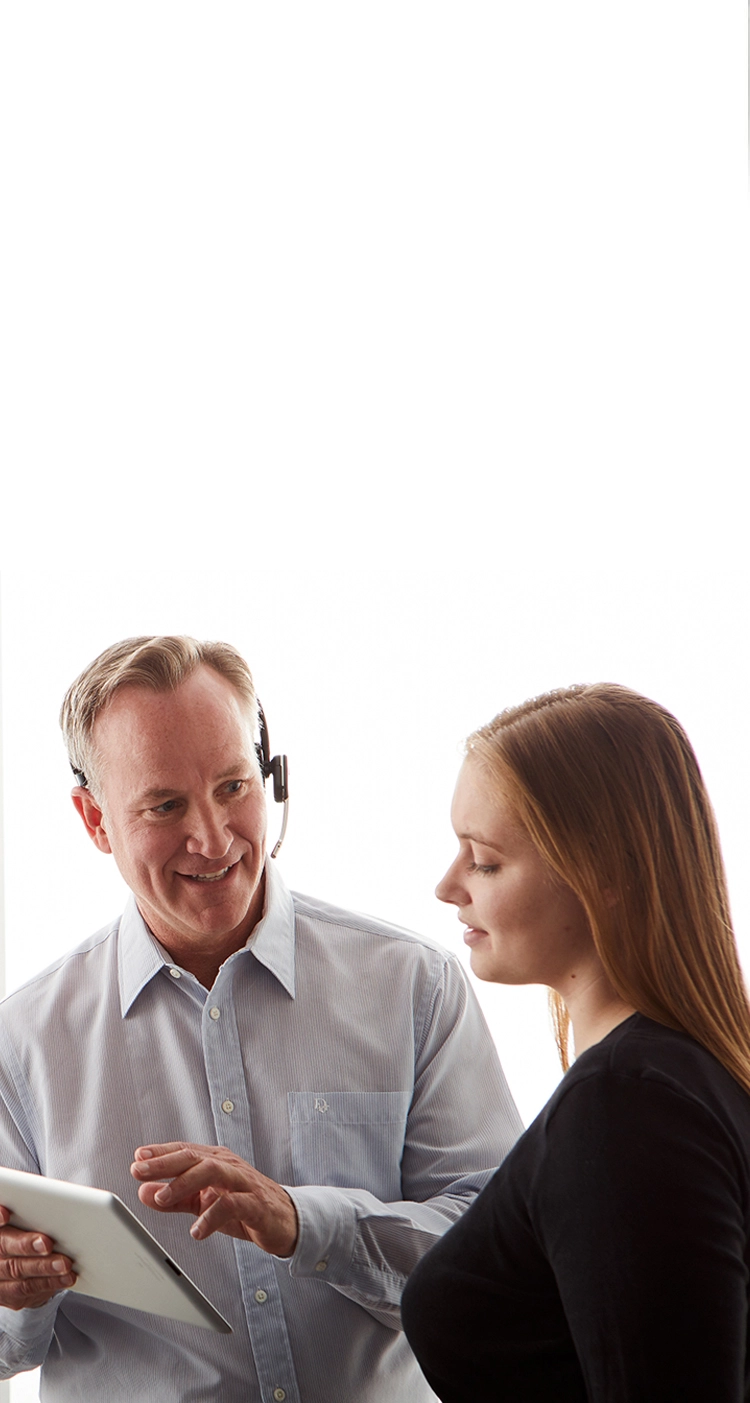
[134,954,523,1327]
[0,1206,77,1374]
[287,954,522,1324]
[0,1028,76,1377]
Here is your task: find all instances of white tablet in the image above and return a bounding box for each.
[0,1165,232,1333]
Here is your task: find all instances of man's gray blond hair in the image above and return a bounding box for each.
[60,635,258,797]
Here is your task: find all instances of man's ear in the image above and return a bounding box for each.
[71,787,113,855]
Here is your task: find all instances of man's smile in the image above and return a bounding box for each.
[179,861,238,883]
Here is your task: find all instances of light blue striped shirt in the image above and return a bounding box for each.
[0,861,522,1401]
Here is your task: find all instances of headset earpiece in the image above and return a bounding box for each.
[256,702,290,857]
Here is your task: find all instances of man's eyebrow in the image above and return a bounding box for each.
[136,766,254,803]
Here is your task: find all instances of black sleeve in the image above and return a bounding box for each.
[533,1070,748,1402]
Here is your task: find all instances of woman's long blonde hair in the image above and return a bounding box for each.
[467,684,750,1089]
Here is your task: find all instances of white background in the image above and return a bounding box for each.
[1,3,747,1398]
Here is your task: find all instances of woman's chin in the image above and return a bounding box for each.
[468,938,503,983]
[469,941,529,986]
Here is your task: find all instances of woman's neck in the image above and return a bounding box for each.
[558,963,636,1058]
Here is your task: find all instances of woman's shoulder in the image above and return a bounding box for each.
[572,1012,746,1086]
[477,1012,750,1243]
[545,1013,750,1151]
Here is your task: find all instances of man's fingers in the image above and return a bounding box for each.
[131,1147,203,1183]
[136,1181,201,1216]
[132,1148,251,1204]
[132,1143,209,1172]
[134,1142,196,1159]
[0,1221,76,1309]
[132,1141,297,1254]
[0,1253,74,1282]
[0,1224,56,1258]
[0,1243,76,1311]
[154,1158,245,1206]
[190,1191,250,1240]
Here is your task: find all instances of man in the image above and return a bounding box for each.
[0,636,522,1401]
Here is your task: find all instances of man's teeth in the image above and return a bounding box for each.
[190,867,231,882]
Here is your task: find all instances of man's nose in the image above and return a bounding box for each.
[184,803,233,857]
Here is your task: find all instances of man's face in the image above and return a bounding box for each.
[77,666,268,960]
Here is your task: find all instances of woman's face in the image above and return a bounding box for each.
[436,758,596,990]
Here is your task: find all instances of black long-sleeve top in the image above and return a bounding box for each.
[401,1014,750,1401]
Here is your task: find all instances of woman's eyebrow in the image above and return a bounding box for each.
[457,831,505,852]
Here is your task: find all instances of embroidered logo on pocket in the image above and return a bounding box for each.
[288,1091,410,1198]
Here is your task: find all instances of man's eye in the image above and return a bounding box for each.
[466,861,499,876]
[153,800,179,815]
[225,780,246,795]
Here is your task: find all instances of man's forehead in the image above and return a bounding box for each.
[95,669,254,731]
[92,675,257,775]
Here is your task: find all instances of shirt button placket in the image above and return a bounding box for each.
[203,971,300,1403]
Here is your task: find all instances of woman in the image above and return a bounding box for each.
[401,683,750,1402]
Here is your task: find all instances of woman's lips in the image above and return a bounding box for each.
[463,927,488,947]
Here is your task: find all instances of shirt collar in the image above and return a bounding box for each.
[118,897,166,1016]
[247,858,297,998]
[117,858,297,1017]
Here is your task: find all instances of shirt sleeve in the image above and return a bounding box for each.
[532,1068,748,1401]
[0,1023,63,1379]
[0,1297,60,1379]
[284,954,523,1328]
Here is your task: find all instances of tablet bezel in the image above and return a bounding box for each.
[0,1164,232,1333]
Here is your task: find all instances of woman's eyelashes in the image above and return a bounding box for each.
[466,861,499,876]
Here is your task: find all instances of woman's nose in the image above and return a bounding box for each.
[435,858,461,905]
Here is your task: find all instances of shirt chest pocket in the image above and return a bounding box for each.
[288,1091,410,1202]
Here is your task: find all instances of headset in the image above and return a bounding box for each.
[255,703,289,859]
[70,700,290,860]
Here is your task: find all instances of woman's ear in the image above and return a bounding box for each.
[71,787,113,855]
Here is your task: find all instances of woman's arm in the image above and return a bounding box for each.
[535,1070,747,1402]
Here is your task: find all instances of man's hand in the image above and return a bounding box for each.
[130,1144,299,1258]
[0,1206,76,1310]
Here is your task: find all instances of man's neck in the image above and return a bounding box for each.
[140,877,267,990]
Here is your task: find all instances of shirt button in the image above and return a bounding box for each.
[314,1260,327,1272]
[254,1289,267,1303]
[169,968,181,979]
[273,1391,286,1402]
[209,1006,221,1020]
[221,1099,234,1114]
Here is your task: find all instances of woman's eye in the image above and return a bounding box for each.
[467,861,499,876]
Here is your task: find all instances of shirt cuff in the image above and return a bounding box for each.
[0,1293,60,1353]
[281,1185,357,1282]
